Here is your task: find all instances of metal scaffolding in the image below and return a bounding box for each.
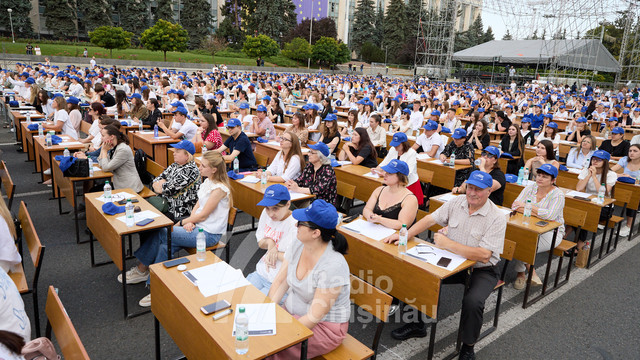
[414,0,459,79]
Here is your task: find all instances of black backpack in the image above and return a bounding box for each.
[134,149,154,185]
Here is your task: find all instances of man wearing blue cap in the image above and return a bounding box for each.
[599,127,630,160]
[384,170,506,359]
[158,107,198,141]
[251,104,276,140]
[413,120,444,158]
[215,118,258,171]
[440,128,475,187]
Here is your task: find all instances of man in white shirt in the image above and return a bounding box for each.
[409,100,425,131]
[159,107,198,140]
[18,77,34,101]
[90,56,96,68]
[413,120,444,157]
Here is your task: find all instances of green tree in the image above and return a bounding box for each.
[44,0,77,39]
[283,18,338,45]
[181,0,213,48]
[217,0,250,47]
[311,36,349,65]
[154,0,174,23]
[114,0,149,38]
[140,19,189,61]
[361,41,385,63]
[89,26,133,57]
[351,0,376,56]
[383,0,407,62]
[336,42,351,64]
[502,30,513,40]
[282,37,312,63]
[78,0,112,36]
[0,0,34,38]
[246,0,297,42]
[201,36,228,62]
[405,0,424,41]
[242,34,279,59]
[371,4,384,47]
[483,26,495,43]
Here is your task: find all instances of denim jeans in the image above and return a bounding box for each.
[246,271,287,304]
[135,226,221,267]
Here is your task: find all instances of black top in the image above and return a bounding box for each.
[522,130,536,146]
[467,133,490,150]
[224,132,257,171]
[141,108,162,127]
[488,167,506,206]
[566,128,591,142]
[373,187,415,224]
[322,132,341,153]
[346,144,378,168]
[500,136,521,157]
[599,140,630,158]
[101,92,116,107]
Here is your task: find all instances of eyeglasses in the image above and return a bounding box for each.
[481,152,497,159]
[296,221,319,230]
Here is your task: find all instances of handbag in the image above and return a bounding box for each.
[63,158,89,177]
[21,337,61,360]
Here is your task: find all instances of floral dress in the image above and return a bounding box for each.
[295,163,337,206]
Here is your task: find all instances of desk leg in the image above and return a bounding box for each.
[522,268,535,309]
[73,183,80,244]
[167,227,172,260]
[586,231,597,269]
[629,212,636,241]
[48,152,57,199]
[300,339,308,360]
[121,235,129,319]
[540,229,558,296]
[154,316,161,360]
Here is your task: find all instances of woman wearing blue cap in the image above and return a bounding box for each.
[286,142,337,205]
[43,95,78,140]
[392,109,413,135]
[128,94,149,121]
[599,127,630,161]
[566,135,596,169]
[319,114,341,154]
[519,116,536,146]
[566,117,591,143]
[268,199,350,360]
[511,163,565,289]
[245,184,297,296]
[365,159,418,228]
[376,133,423,204]
[534,121,560,155]
[66,97,83,136]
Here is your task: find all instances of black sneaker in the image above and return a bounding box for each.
[390,323,427,341]
[459,345,475,360]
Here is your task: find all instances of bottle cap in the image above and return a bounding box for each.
[239,306,245,313]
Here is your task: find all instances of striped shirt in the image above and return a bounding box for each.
[431,195,506,267]
[514,183,565,235]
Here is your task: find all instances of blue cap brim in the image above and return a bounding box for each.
[292,208,311,222]
[466,179,490,189]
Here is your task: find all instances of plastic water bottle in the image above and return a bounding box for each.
[63,147,70,157]
[523,167,530,184]
[88,158,94,177]
[125,199,134,227]
[115,113,119,121]
[517,167,524,185]
[265,127,271,139]
[138,120,143,132]
[103,181,112,202]
[154,124,159,138]
[474,158,481,166]
[196,228,206,261]
[260,169,268,185]
[45,131,52,147]
[449,153,456,167]
[26,112,31,124]
[233,157,239,174]
[202,145,207,154]
[398,224,408,255]
[235,306,249,355]
[598,183,605,204]
[38,122,43,137]
[523,199,532,225]
[583,242,590,251]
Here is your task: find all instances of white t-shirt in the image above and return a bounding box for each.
[380,147,419,185]
[577,168,617,195]
[416,132,444,158]
[194,179,230,234]
[55,109,78,139]
[409,111,424,131]
[174,119,198,140]
[255,210,297,282]
[0,219,21,273]
[0,270,31,342]
[266,152,302,181]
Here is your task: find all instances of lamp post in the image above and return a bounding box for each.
[7,8,15,43]
[307,0,314,69]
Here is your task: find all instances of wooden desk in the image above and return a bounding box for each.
[52,157,112,243]
[229,179,315,219]
[11,110,45,147]
[150,252,313,360]
[132,132,179,168]
[333,164,384,201]
[338,220,475,359]
[85,189,174,319]
[417,159,472,190]
[34,134,86,197]
[20,121,41,162]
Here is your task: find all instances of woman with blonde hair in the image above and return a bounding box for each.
[260,132,305,183]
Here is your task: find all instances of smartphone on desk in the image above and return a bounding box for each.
[136,218,154,226]
[163,257,190,268]
[201,299,231,315]
[117,198,139,205]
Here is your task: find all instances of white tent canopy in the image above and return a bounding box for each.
[453,40,621,73]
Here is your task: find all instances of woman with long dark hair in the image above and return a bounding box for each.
[338,127,378,168]
[97,125,143,192]
[194,113,222,151]
[500,124,525,174]
[524,139,559,179]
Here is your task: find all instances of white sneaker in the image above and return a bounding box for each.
[598,224,605,230]
[43,168,51,175]
[619,225,630,237]
[139,294,151,307]
[117,266,149,284]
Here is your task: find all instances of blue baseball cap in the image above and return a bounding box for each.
[66,96,80,105]
[389,132,408,147]
[129,93,142,99]
[423,120,438,131]
[576,117,587,123]
[256,104,267,112]
[452,128,467,139]
[308,142,330,157]
[452,100,460,106]
[381,159,409,176]
[262,95,271,102]
[323,113,337,121]
[547,122,558,129]
[477,107,485,113]
[465,170,493,189]
[216,90,224,95]
[292,199,338,230]
[25,77,35,84]
[592,149,611,161]
[176,90,184,96]
[431,110,441,117]
[482,145,500,157]
[402,108,412,114]
[239,103,250,109]
[172,107,188,115]
[623,109,630,114]
[612,126,625,135]
[170,140,196,155]
[170,101,182,107]
[226,118,242,127]
[537,163,558,178]
[608,117,618,122]
[257,184,291,206]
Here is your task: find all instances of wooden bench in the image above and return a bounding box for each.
[45,286,90,360]
[255,152,269,168]
[138,158,165,198]
[79,120,92,137]
[186,207,238,262]
[337,180,356,214]
[599,187,632,254]
[552,206,586,288]
[314,275,392,360]
[417,168,434,208]
[0,160,16,210]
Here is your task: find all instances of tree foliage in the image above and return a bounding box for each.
[201,36,228,61]
[383,0,407,62]
[114,0,149,38]
[78,0,112,36]
[242,34,279,59]
[154,0,174,23]
[245,0,297,42]
[283,18,338,45]
[44,0,77,40]
[140,19,189,61]
[351,0,376,56]
[371,5,384,47]
[89,26,133,57]
[361,42,385,63]
[405,0,424,41]
[311,36,349,65]
[181,0,213,49]
[454,16,493,52]
[217,0,250,47]
[282,37,312,62]
[0,0,34,38]
[502,30,513,40]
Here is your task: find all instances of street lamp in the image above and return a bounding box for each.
[307,0,314,69]
[7,8,15,43]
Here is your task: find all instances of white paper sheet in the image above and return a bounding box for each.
[182,262,250,297]
[340,219,396,241]
[437,193,459,202]
[498,208,512,216]
[96,192,136,203]
[404,244,468,271]
[154,136,171,140]
[289,191,308,200]
[115,210,161,223]
[140,131,154,134]
[416,153,431,160]
[336,160,352,166]
[430,159,444,165]
[239,175,260,183]
[266,141,280,146]
[363,172,380,178]
[567,168,581,174]
[232,303,277,336]
[566,190,592,198]
[58,141,82,146]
